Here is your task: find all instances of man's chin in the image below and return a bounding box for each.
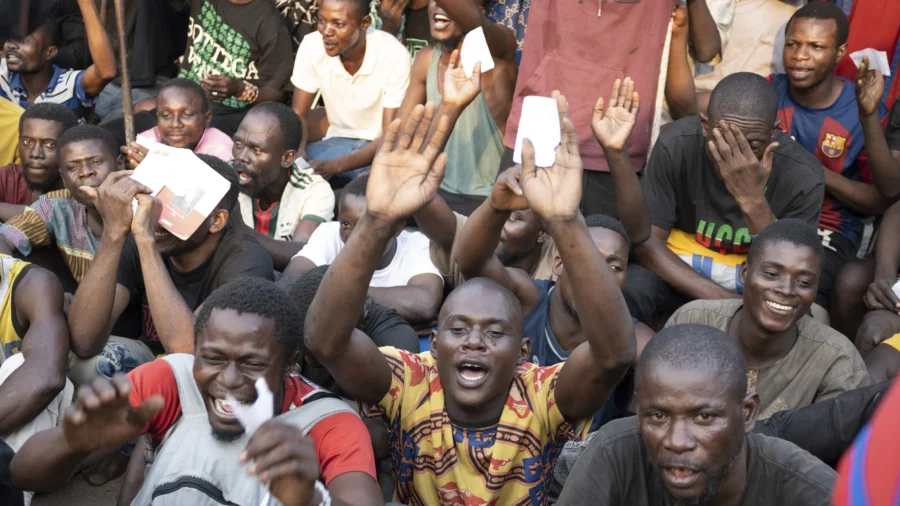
[210,427,244,443]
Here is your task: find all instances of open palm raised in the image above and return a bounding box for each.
[441,49,482,109]
[591,77,641,152]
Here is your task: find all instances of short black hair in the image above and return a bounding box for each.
[708,72,779,127]
[56,125,119,161]
[247,102,303,153]
[342,173,369,199]
[158,78,209,114]
[585,214,631,250]
[444,277,524,338]
[636,324,747,402]
[747,219,824,266]
[287,265,330,341]
[331,0,371,22]
[19,102,79,133]
[787,2,849,47]
[196,154,239,213]
[194,277,303,357]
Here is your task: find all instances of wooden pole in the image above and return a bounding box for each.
[114,0,134,144]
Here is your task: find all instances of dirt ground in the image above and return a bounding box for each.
[32,476,122,506]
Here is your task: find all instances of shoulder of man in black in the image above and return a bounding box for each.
[745,432,835,503]
[768,130,825,188]
[209,224,275,280]
[363,299,420,353]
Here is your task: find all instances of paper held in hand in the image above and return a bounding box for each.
[130,142,231,240]
[513,96,561,168]
[850,48,892,76]
[228,377,275,436]
[460,26,495,78]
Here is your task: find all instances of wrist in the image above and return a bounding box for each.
[541,212,584,231]
[735,194,767,214]
[134,232,157,250]
[602,145,630,160]
[361,210,400,232]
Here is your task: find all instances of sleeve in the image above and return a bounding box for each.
[126,360,184,444]
[399,233,443,285]
[0,198,57,256]
[364,304,420,352]
[252,11,294,91]
[553,434,620,506]
[307,411,378,485]
[72,70,99,103]
[779,175,824,228]
[376,347,428,424]
[212,241,275,290]
[293,222,341,265]
[291,34,322,94]
[524,364,590,443]
[116,236,143,294]
[886,99,900,152]
[814,351,872,403]
[382,44,412,109]
[297,180,336,223]
[641,139,680,231]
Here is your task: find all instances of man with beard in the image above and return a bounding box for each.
[233,103,334,270]
[0,103,79,221]
[555,324,835,506]
[66,155,273,384]
[393,0,516,214]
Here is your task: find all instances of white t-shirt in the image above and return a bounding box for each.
[293,222,442,287]
[291,28,411,142]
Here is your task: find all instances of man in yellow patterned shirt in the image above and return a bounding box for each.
[305,100,636,505]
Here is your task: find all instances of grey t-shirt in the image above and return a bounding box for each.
[553,417,835,506]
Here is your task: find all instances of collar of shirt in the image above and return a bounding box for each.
[8,63,67,108]
[324,28,377,79]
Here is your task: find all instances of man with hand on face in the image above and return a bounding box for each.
[304,100,636,505]
[555,324,835,506]
[233,103,334,270]
[291,0,411,188]
[10,277,383,506]
[66,155,273,384]
[394,0,516,214]
[120,79,234,169]
[0,103,79,222]
[628,72,825,324]
[666,219,868,419]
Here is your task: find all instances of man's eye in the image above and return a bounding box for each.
[45,142,56,149]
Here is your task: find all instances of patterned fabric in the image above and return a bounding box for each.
[0,255,32,362]
[0,60,94,117]
[376,346,588,506]
[0,190,99,283]
[486,0,531,66]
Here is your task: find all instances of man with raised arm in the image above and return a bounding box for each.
[304,98,635,505]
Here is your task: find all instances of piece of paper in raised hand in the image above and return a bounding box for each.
[460,27,495,78]
[513,96,561,168]
[227,377,274,436]
[850,48,892,76]
[134,135,159,150]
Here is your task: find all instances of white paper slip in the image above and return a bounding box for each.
[134,135,159,150]
[892,280,900,301]
[228,377,274,436]
[513,96,561,168]
[851,48,892,76]
[460,27,495,78]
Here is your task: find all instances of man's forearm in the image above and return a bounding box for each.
[686,0,721,64]
[69,234,127,357]
[874,202,900,280]
[634,235,739,300]
[135,238,194,354]
[665,20,699,120]
[453,199,508,277]
[0,365,65,435]
[860,113,900,199]
[367,285,439,325]
[605,148,651,245]
[737,197,777,235]
[0,204,27,223]
[80,0,116,81]
[413,195,458,254]
[824,169,891,215]
[11,427,91,492]
[334,142,378,173]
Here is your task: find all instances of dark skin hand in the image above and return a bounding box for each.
[685,0,721,64]
[665,5,699,120]
[378,0,411,35]
[864,200,900,314]
[855,56,900,199]
[73,0,118,96]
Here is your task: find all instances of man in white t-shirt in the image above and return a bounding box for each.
[282,174,443,325]
[290,0,412,189]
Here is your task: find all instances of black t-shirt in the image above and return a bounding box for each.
[0,439,23,506]
[554,417,835,506]
[887,99,900,152]
[117,226,274,354]
[403,4,434,57]
[177,0,294,110]
[644,116,825,256]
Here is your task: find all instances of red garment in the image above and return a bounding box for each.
[0,164,32,206]
[504,0,675,172]
[127,359,377,485]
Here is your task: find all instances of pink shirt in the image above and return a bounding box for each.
[137,126,234,162]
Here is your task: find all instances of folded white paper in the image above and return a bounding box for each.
[851,48,891,76]
[228,377,274,436]
[513,96,561,168]
[460,27,495,78]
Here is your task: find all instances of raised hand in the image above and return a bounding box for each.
[864,278,900,313]
[365,102,450,221]
[131,194,163,243]
[709,121,778,206]
[441,49,482,109]
[592,77,640,152]
[241,421,319,506]
[63,375,163,454]
[120,142,149,170]
[378,0,411,35]
[520,91,583,223]
[80,171,150,241]
[489,165,528,212]
[855,55,885,118]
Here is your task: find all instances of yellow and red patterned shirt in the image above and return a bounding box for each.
[376,347,589,506]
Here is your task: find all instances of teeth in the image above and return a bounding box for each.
[238,173,250,182]
[766,301,794,311]
[434,15,450,22]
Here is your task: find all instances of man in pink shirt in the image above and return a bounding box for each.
[121,78,234,166]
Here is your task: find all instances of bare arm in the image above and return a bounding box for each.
[0,268,68,434]
[686,0,722,64]
[292,90,318,155]
[855,57,900,199]
[367,274,443,325]
[280,254,318,282]
[824,169,891,215]
[0,204,27,223]
[76,0,117,96]
[0,236,13,256]
[434,0,517,63]
[665,7,699,121]
[413,194,458,254]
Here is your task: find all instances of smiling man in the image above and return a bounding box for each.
[555,324,835,506]
[664,219,868,419]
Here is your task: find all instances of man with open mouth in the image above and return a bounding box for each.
[556,324,836,506]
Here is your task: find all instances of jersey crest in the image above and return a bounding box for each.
[821,132,847,158]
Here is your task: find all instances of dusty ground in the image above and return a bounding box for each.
[32,476,122,506]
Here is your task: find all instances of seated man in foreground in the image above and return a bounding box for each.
[304,102,636,504]
[10,277,383,506]
[555,324,835,506]
[282,173,442,326]
[666,219,868,419]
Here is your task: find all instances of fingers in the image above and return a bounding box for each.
[623,77,635,112]
[631,90,640,115]
[130,395,164,427]
[609,79,621,108]
[553,91,572,128]
[707,139,726,167]
[79,186,99,203]
[711,127,734,167]
[425,152,449,191]
[719,121,740,150]
[521,138,537,185]
[448,49,460,69]
[498,166,524,196]
[411,102,435,153]
[380,118,403,154]
[101,169,135,188]
[730,124,755,161]
[397,104,425,151]
[857,55,869,81]
[561,117,580,157]
[593,96,605,121]
[71,377,131,422]
[421,113,452,163]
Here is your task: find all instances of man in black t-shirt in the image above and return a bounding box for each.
[554,324,835,506]
[68,154,273,381]
[626,72,825,323]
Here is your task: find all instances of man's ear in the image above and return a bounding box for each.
[771,118,783,135]
[208,208,229,234]
[44,45,58,62]
[552,255,563,277]
[284,350,302,378]
[518,337,532,366]
[700,113,710,137]
[739,262,748,285]
[836,43,849,66]
[361,15,372,32]
[536,230,548,245]
[743,391,761,433]
[204,110,213,128]
[282,149,297,169]
[116,154,126,170]
[429,329,438,359]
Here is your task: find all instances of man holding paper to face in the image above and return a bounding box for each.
[394,0,517,215]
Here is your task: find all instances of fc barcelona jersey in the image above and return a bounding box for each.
[769,74,888,246]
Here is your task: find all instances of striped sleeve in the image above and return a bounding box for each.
[0,199,55,255]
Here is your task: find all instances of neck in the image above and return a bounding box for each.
[789,74,842,109]
[377,237,398,270]
[445,389,507,428]
[341,34,368,69]
[86,207,104,238]
[259,167,291,210]
[504,246,544,277]
[730,308,797,368]
[170,232,223,272]
[548,288,584,351]
[708,440,750,506]
[19,66,55,102]
[30,178,65,200]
